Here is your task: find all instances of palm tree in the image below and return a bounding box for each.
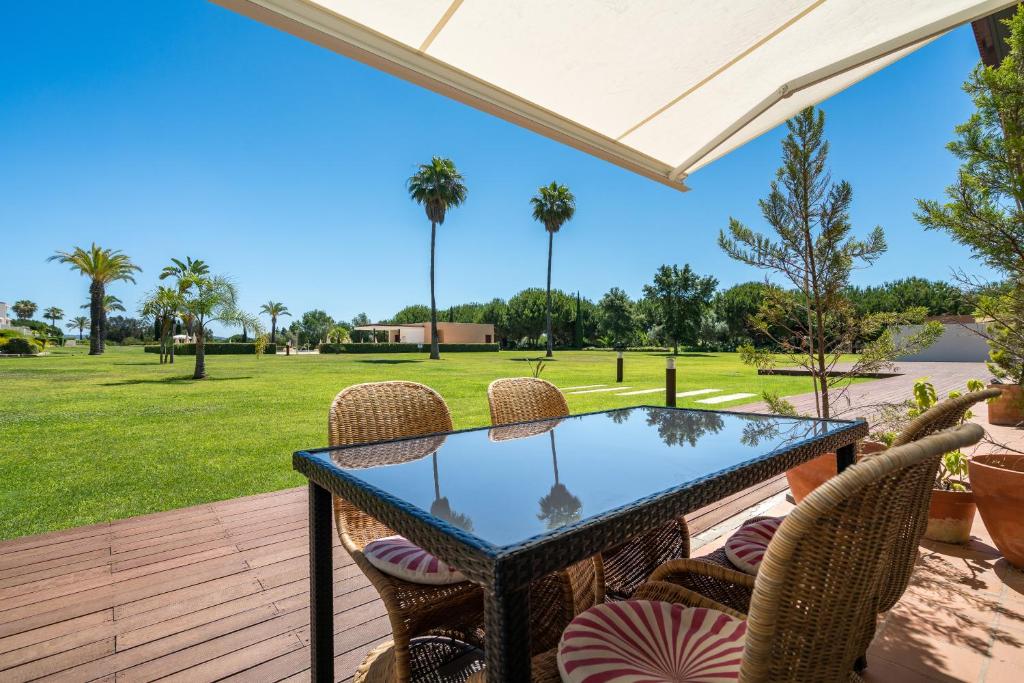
[430,453,473,531]
[81,294,126,316]
[531,182,576,357]
[537,430,582,529]
[42,307,64,334]
[67,316,89,340]
[140,286,182,364]
[407,157,468,360]
[48,244,141,355]
[12,300,37,320]
[260,301,290,343]
[178,273,245,379]
[160,257,209,337]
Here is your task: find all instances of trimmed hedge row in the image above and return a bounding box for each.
[319,343,500,354]
[144,343,277,355]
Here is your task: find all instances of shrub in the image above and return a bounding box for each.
[144,343,276,355]
[1,336,41,355]
[319,343,500,354]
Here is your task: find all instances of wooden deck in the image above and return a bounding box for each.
[2,359,1019,682]
[0,476,789,682]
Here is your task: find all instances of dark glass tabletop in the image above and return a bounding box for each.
[296,406,860,551]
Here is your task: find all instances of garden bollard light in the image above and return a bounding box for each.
[616,350,624,383]
[666,357,676,407]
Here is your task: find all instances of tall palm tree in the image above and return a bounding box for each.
[537,430,582,529]
[407,157,467,360]
[48,244,141,355]
[260,301,290,343]
[67,316,89,340]
[12,300,37,320]
[42,307,64,334]
[531,182,576,357]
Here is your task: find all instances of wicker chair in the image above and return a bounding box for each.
[485,423,984,683]
[487,377,690,599]
[658,387,1000,618]
[330,381,485,682]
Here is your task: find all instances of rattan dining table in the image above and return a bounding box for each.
[293,405,868,681]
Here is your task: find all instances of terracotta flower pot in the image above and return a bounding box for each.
[925,488,976,544]
[970,453,1024,569]
[987,384,1024,426]
[786,440,887,504]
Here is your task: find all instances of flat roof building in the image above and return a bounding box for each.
[352,322,495,345]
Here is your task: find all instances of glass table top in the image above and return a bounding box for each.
[299,406,859,550]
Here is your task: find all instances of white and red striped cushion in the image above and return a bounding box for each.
[557,601,746,682]
[724,517,784,575]
[363,535,466,585]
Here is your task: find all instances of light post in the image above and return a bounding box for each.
[666,357,677,407]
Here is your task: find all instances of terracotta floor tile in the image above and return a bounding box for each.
[986,631,1024,683]
[908,546,1005,597]
[860,656,959,682]
[871,603,990,680]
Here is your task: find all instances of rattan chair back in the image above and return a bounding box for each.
[741,423,984,682]
[876,387,1000,613]
[328,382,484,682]
[487,377,569,425]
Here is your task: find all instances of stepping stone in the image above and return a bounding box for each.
[676,389,721,398]
[615,388,663,396]
[560,384,605,391]
[696,393,756,404]
[567,386,633,395]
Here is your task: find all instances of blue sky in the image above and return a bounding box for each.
[0,2,994,333]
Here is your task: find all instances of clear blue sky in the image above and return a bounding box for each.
[0,2,994,333]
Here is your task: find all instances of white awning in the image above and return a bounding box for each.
[214,0,1016,191]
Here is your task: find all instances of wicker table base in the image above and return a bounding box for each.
[355,637,485,683]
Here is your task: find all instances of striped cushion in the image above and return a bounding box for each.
[724,517,784,575]
[557,601,746,682]
[363,535,466,585]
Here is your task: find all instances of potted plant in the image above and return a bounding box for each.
[786,439,887,504]
[970,452,1024,569]
[911,379,984,544]
[983,296,1024,425]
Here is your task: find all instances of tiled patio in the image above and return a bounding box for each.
[2,362,1022,682]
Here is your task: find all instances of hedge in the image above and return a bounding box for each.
[144,343,277,355]
[319,343,500,354]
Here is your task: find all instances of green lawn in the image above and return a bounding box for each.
[0,346,848,540]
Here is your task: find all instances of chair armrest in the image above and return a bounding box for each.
[650,557,756,589]
[634,580,746,620]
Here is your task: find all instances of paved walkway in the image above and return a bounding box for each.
[735,361,995,422]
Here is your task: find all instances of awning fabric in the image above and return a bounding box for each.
[214,0,1017,191]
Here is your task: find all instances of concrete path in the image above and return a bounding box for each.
[697,392,756,404]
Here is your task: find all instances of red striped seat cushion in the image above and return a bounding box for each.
[557,601,746,682]
[363,535,466,585]
[724,516,784,575]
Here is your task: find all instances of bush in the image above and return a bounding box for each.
[319,343,500,354]
[144,343,277,355]
[0,336,41,355]
[582,346,672,352]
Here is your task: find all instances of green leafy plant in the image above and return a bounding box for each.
[907,378,985,491]
[527,357,546,378]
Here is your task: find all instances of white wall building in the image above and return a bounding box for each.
[894,321,991,363]
[0,302,10,328]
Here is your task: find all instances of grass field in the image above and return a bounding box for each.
[0,346,850,540]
